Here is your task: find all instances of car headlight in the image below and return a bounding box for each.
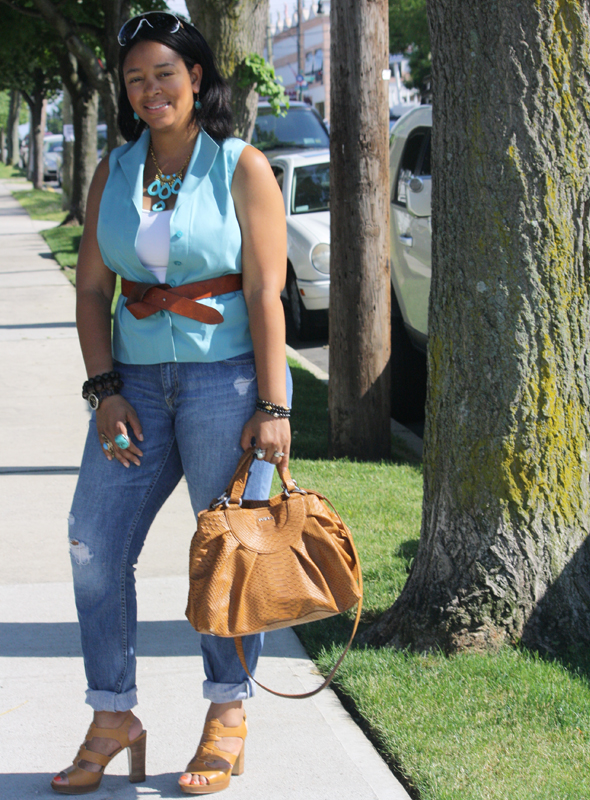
[311,243,330,274]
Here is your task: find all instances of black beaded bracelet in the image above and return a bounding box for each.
[255,398,291,418]
[82,371,124,410]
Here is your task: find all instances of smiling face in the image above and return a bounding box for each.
[123,40,202,133]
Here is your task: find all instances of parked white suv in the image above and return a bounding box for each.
[389,105,432,422]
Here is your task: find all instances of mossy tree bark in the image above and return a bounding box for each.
[184,0,268,141]
[362,0,590,653]
[328,0,391,460]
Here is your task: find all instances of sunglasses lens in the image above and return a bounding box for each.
[118,13,181,46]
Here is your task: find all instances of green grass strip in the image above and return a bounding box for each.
[281,362,590,800]
[12,188,66,222]
[0,162,28,181]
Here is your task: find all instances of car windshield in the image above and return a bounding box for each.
[252,107,329,152]
[291,163,330,214]
[46,140,63,153]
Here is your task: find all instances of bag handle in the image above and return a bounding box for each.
[216,448,298,507]
[235,503,364,699]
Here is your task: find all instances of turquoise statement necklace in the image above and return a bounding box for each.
[147,142,192,211]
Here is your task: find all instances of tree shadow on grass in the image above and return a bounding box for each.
[289,361,422,466]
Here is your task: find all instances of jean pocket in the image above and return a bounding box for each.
[220,350,255,366]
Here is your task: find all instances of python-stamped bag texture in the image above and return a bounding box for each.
[185,448,363,698]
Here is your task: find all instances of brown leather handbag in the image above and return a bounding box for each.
[185,448,363,698]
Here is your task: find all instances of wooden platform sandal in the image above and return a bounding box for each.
[51,710,146,795]
[179,714,247,795]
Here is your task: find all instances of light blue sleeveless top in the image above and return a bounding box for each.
[97,128,253,364]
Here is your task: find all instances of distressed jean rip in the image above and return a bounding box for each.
[70,539,94,566]
[233,375,255,396]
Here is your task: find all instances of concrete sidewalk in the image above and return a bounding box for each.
[0,180,410,800]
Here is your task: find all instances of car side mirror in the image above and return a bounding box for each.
[405,176,431,218]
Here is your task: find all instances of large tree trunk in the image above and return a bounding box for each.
[61,86,74,210]
[362,0,590,654]
[58,52,99,225]
[185,0,268,141]
[328,0,391,460]
[28,90,47,190]
[67,87,98,226]
[6,90,21,167]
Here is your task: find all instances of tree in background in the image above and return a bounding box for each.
[0,9,60,188]
[184,0,268,141]
[363,0,590,655]
[329,0,391,460]
[56,50,99,224]
[1,90,23,166]
[23,0,165,152]
[389,0,430,99]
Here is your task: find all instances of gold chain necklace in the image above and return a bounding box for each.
[147,143,193,211]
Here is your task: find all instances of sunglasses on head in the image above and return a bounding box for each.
[118,12,184,47]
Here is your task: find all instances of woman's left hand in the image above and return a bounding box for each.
[240,412,291,476]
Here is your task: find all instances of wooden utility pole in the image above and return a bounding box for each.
[329,0,391,460]
[297,0,305,100]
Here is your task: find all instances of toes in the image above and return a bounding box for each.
[178,772,209,786]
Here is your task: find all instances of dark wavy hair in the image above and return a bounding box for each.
[117,16,233,142]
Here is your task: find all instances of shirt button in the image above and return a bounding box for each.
[174,231,183,239]
[174,260,182,266]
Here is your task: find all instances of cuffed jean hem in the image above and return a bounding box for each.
[85,688,138,712]
[202,679,256,702]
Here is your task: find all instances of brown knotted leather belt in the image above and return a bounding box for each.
[121,274,243,325]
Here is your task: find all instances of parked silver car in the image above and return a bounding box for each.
[269,150,330,340]
[389,105,432,421]
[43,134,64,183]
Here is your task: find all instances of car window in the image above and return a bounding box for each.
[271,165,284,191]
[251,108,330,152]
[291,163,330,214]
[394,128,431,205]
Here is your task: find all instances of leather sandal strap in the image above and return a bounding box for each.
[88,711,133,745]
[187,745,237,772]
[76,746,111,768]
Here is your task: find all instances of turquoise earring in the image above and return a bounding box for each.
[194,94,202,110]
[133,112,139,120]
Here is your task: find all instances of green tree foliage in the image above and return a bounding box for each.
[236,54,289,116]
[389,0,430,95]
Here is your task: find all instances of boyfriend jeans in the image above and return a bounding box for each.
[68,353,292,712]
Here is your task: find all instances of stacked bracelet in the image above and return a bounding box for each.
[256,398,291,418]
[82,371,123,411]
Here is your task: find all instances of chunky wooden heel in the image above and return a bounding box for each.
[51,711,146,795]
[180,714,247,795]
[127,731,147,783]
[231,743,245,777]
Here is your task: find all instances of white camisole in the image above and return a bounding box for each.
[135,208,172,283]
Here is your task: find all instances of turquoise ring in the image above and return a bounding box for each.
[114,433,130,450]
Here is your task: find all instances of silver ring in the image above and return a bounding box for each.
[254,448,266,460]
[273,451,285,458]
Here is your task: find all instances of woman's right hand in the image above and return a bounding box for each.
[96,394,144,468]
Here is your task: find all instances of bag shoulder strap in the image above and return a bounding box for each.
[234,595,363,699]
[233,480,364,698]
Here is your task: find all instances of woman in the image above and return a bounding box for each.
[52,12,291,796]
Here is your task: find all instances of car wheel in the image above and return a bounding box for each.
[390,301,427,424]
[287,268,316,341]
